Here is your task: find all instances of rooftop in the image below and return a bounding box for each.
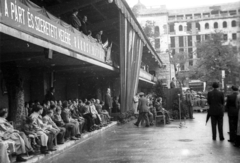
[136,1,240,16]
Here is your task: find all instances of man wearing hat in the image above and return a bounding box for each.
[134,92,150,127]
[207,82,225,141]
[226,85,239,143]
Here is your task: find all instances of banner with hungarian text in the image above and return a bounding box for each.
[0,0,105,62]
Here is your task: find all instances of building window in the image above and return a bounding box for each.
[229,10,237,15]
[196,22,201,31]
[171,49,175,55]
[223,21,227,28]
[188,36,192,46]
[223,34,228,41]
[205,23,209,29]
[180,64,185,70]
[232,33,237,40]
[155,38,160,49]
[179,36,184,47]
[169,24,175,32]
[187,22,191,31]
[232,20,236,27]
[179,25,183,31]
[196,35,201,42]
[188,48,193,58]
[179,48,184,52]
[214,22,218,28]
[189,61,193,66]
[154,26,160,37]
[170,37,175,47]
[205,34,210,40]
[163,24,167,34]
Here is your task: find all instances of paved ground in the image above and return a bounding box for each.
[45,112,240,163]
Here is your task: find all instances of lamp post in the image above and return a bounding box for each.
[167,49,173,87]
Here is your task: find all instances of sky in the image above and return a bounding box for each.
[126,0,240,9]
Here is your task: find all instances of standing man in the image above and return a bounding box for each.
[45,87,55,102]
[133,93,139,117]
[96,30,103,44]
[170,78,175,89]
[186,89,194,119]
[70,10,81,31]
[134,92,150,127]
[105,88,113,115]
[207,82,225,141]
[226,86,239,143]
[80,16,89,35]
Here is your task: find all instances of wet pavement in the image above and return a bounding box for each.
[45,112,240,163]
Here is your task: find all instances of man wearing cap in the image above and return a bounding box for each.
[134,92,150,127]
[226,85,239,143]
[207,82,225,141]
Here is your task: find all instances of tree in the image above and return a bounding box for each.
[142,20,155,38]
[190,31,239,85]
[171,51,188,86]
[1,62,26,130]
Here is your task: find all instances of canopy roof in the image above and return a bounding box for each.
[30,0,162,66]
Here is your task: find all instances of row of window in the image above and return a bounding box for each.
[170,20,237,33]
[170,33,238,48]
[206,20,237,29]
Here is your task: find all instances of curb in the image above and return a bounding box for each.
[23,121,117,163]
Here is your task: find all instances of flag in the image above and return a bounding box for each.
[103,39,109,49]
[106,42,112,63]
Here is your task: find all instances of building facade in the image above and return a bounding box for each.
[133,1,240,87]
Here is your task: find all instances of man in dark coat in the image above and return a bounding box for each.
[70,10,81,31]
[207,82,225,141]
[105,88,112,115]
[170,78,175,89]
[226,86,239,143]
[80,16,89,35]
[45,87,55,102]
[134,93,150,127]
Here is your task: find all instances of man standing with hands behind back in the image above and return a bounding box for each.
[207,82,225,141]
[134,92,150,127]
[105,88,112,115]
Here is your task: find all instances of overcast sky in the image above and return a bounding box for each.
[126,0,240,9]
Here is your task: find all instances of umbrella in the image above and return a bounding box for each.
[205,113,211,126]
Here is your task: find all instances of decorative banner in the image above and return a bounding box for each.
[0,0,105,62]
[120,14,143,112]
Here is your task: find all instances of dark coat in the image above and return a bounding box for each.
[45,92,55,102]
[80,21,88,35]
[226,92,239,116]
[170,81,175,89]
[137,97,149,113]
[207,89,224,116]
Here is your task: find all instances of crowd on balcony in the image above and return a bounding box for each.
[0,87,117,163]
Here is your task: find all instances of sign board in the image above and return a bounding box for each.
[0,0,105,62]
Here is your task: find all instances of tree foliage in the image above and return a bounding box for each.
[190,31,239,83]
[171,52,189,86]
[142,20,155,38]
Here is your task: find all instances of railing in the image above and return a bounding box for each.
[139,69,154,82]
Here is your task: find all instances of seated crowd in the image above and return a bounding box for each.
[0,98,112,162]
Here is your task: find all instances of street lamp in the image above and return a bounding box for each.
[166,49,173,86]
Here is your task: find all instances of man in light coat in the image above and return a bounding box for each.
[134,93,150,127]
